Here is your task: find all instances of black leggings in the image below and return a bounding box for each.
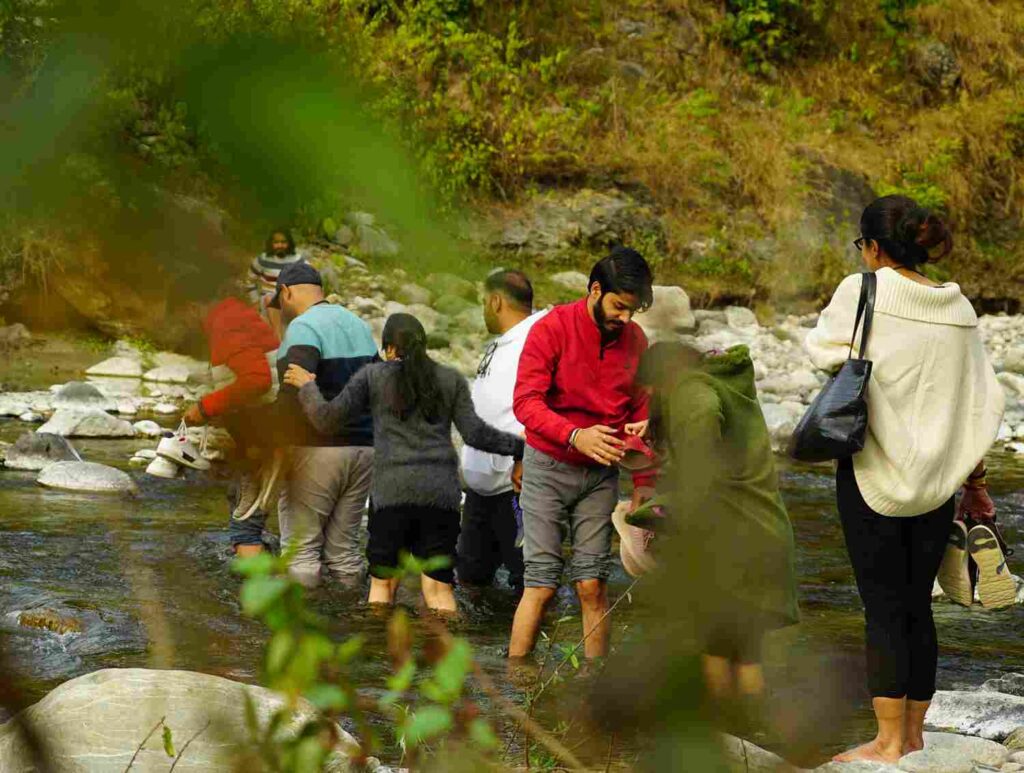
[837,460,953,701]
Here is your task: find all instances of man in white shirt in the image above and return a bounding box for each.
[458,270,546,595]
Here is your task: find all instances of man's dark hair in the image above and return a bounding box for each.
[484,269,533,312]
[589,246,654,311]
[265,228,296,256]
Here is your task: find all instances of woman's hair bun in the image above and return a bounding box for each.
[861,195,953,267]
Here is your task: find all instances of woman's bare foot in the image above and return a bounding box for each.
[902,738,924,755]
[832,738,903,763]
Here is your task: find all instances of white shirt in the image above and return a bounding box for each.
[461,311,548,496]
[805,268,1004,516]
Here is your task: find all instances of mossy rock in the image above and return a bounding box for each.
[18,609,83,635]
[433,294,475,317]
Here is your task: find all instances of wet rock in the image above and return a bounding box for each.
[396,283,433,306]
[911,40,963,94]
[0,394,31,416]
[18,411,42,422]
[115,398,138,415]
[899,732,1007,772]
[153,402,179,415]
[38,409,136,438]
[85,356,143,378]
[52,381,115,412]
[143,364,190,384]
[17,609,83,635]
[37,461,137,494]
[86,376,144,397]
[3,432,81,471]
[721,734,790,771]
[725,306,759,329]
[637,285,696,340]
[0,668,361,772]
[927,690,1024,741]
[551,271,589,290]
[132,420,163,438]
[981,673,1024,697]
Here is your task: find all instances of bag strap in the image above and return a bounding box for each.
[848,272,877,360]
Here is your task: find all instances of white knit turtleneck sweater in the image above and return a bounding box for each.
[805,267,1004,517]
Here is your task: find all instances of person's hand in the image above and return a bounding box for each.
[572,425,625,466]
[624,420,649,438]
[511,460,523,493]
[959,484,995,523]
[183,404,205,426]
[284,364,316,388]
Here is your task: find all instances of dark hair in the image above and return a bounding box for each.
[635,342,702,449]
[265,228,296,256]
[485,269,533,311]
[381,313,445,422]
[860,195,952,269]
[589,246,654,311]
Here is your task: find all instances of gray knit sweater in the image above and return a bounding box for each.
[298,361,524,512]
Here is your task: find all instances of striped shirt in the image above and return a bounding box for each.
[250,251,307,295]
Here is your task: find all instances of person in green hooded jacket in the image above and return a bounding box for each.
[632,342,799,702]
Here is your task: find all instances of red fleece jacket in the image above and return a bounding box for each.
[514,298,648,475]
[199,298,279,419]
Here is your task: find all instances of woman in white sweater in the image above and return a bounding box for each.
[805,195,1004,765]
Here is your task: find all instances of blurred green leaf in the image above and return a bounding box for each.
[161,724,175,757]
[240,576,290,617]
[304,684,348,711]
[403,705,452,746]
[468,717,498,749]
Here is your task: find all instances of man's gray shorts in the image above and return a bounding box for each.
[519,445,619,589]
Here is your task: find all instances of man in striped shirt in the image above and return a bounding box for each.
[250,228,305,336]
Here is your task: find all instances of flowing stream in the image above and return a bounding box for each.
[1,338,1022,766]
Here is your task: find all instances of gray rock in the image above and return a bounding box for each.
[3,433,81,471]
[0,395,30,416]
[981,673,1024,697]
[433,294,475,318]
[86,376,143,397]
[132,420,163,438]
[115,398,138,415]
[405,304,449,335]
[927,690,1024,741]
[1009,731,1024,751]
[694,309,727,324]
[52,381,115,412]
[898,732,1007,772]
[396,283,433,306]
[761,401,805,452]
[85,356,143,378]
[354,223,399,258]
[453,308,487,336]
[815,760,896,772]
[344,211,375,227]
[550,271,589,290]
[1003,347,1024,375]
[636,285,696,340]
[37,461,137,494]
[1009,748,1024,760]
[143,364,190,384]
[38,409,136,438]
[428,273,478,301]
[0,668,359,772]
[0,323,31,347]
[333,224,355,246]
[153,402,179,415]
[911,40,963,93]
[725,306,759,329]
[721,734,792,771]
[18,411,41,422]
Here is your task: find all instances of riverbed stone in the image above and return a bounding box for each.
[0,668,359,772]
[927,690,1024,741]
[725,305,759,329]
[38,409,136,438]
[143,364,190,384]
[132,420,163,438]
[428,272,478,301]
[85,356,144,378]
[636,285,696,340]
[396,283,433,306]
[52,381,115,412]
[3,433,80,471]
[761,401,805,452]
[0,394,30,416]
[37,461,137,494]
[550,271,589,290]
[152,402,179,415]
[898,732,1008,772]
[1008,730,1024,751]
[721,734,791,771]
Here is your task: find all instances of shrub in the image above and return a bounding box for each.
[718,0,834,74]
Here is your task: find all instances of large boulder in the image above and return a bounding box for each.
[427,273,478,302]
[636,285,696,341]
[899,731,1008,772]
[0,394,31,417]
[982,673,1024,697]
[37,461,137,494]
[51,382,115,412]
[0,668,359,772]
[86,357,144,378]
[38,409,136,438]
[721,734,790,771]
[927,689,1024,741]
[3,433,81,471]
[143,365,190,384]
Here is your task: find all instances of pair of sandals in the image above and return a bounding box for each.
[937,519,1017,610]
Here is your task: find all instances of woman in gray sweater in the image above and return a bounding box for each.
[283,313,524,611]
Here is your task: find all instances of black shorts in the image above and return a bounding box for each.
[367,505,461,584]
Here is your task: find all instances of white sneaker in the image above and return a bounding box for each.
[156,433,211,471]
[146,456,181,479]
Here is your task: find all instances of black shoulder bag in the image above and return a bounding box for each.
[788,272,876,463]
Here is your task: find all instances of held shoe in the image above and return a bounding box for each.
[968,523,1016,610]
[156,431,211,471]
[936,520,973,607]
[611,500,656,578]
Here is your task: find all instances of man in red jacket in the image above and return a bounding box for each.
[183,294,280,557]
[508,247,653,660]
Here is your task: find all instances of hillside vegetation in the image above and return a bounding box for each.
[1,0,1023,334]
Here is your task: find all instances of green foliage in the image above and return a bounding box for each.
[718,0,834,73]
[877,138,960,211]
[233,550,500,771]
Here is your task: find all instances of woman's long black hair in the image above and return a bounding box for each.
[382,313,445,422]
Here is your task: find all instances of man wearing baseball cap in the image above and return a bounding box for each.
[271,261,378,588]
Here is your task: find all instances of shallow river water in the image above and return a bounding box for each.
[0,340,1022,767]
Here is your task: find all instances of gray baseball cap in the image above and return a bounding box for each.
[268,261,322,309]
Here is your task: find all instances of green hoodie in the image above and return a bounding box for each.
[656,345,799,631]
